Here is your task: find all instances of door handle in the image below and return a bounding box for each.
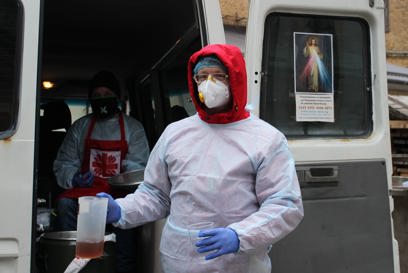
[304,166,339,183]
[0,239,19,258]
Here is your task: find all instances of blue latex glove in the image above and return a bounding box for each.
[72,171,94,188]
[96,192,121,224]
[196,227,240,260]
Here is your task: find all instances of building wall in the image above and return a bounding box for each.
[219,0,248,27]
[386,0,408,67]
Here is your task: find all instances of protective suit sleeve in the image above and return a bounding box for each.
[115,131,171,229]
[228,134,304,253]
[53,117,87,189]
[121,117,150,171]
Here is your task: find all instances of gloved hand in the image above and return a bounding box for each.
[196,227,240,260]
[72,171,94,188]
[96,192,121,224]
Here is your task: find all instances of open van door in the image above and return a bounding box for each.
[35,0,225,271]
[245,1,397,273]
[0,0,40,273]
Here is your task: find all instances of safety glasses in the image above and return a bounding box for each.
[193,73,229,84]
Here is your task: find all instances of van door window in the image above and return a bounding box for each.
[260,13,372,138]
[0,0,23,139]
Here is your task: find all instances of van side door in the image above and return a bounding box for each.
[0,0,40,273]
[245,1,396,273]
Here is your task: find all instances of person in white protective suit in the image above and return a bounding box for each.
[53,70,150,273]
[97,44,304,273]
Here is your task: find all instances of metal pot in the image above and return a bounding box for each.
[108,169,144,192]
[37,231,115,273]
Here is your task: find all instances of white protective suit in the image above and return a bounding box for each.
[114,44,304,273]
[54,113,150,189]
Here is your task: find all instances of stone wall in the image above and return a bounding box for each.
[386,0,408,67]
[219,0,248,27]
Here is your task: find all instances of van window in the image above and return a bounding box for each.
[260,13,372,138]
[0,0,23,139]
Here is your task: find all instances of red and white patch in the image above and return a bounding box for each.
[90,149,121,178]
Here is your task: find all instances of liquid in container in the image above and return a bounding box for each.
[76,196,108,259]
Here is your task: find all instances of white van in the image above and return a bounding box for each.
[0,0,397,273]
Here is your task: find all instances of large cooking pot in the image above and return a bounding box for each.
[108,169,144,192]
[37,231,115,273]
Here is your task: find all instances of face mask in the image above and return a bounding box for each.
[90,97,118,119]
[197,77,230,109]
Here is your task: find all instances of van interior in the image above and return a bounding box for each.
[35,0,205,271]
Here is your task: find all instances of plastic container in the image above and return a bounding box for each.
[36,208,54,232]
[76,196,108,259]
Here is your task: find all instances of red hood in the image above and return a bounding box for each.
[187,44,249,124]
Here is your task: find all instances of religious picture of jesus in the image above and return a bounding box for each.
[294,32,333,93]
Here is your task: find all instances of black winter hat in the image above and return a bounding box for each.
[88,70,121,99]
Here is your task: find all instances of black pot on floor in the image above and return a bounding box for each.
[37,231,115,273]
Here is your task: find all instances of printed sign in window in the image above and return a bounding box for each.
[293,32,334,122]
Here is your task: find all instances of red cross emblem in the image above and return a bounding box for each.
[92,152,119,177]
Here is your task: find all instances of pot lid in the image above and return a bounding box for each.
[108,169,144,187]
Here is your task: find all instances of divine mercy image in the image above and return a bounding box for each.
[294,32,333,93]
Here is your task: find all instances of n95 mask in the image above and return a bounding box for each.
[197,77,230,109]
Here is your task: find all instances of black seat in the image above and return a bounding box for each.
[38,101,72,208]
[169,105,188,122]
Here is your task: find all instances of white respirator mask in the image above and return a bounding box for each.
[197,76,230,109]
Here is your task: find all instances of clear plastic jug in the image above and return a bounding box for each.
[75,196,108,259]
